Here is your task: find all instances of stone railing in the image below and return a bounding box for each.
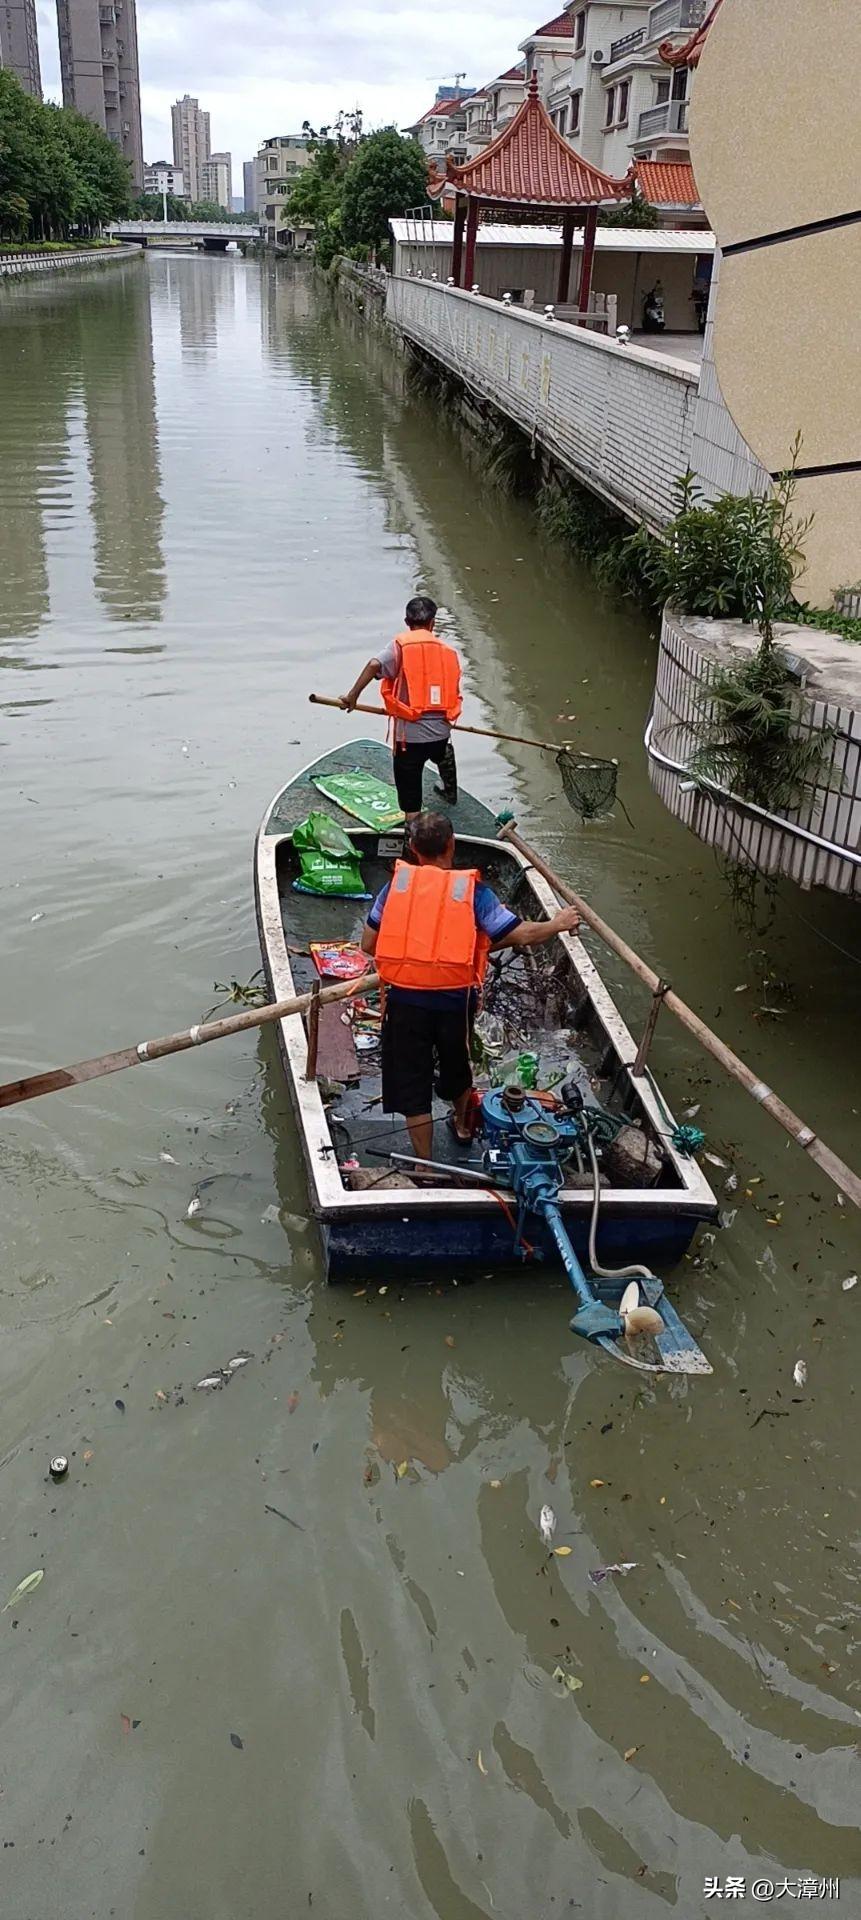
[647,0,706,39]
[386,275,698,529]
[637,98,689,140]
[646,607,861,898]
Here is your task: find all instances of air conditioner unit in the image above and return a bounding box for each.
[591,47,607,65]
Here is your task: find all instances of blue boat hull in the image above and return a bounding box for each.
[322,1204,708,1281]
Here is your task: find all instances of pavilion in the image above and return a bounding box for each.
[427,72,628,315]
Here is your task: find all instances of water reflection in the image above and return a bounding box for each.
[78,271,165,623]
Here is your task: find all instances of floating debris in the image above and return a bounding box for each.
[552,1666,583,1694]
[725,1172,738,1194]
[539,1504,556,1547]
[703,1151,727,1169]
[793,1360,808,1388]
[3,1569,43,1613]
[195,1352,254,1392]
[186,1197,202,1219]
[589,1562,639,1586]
[49,1456,69,1483]
[842,1275,858,1292]
[159,1151,177,1165]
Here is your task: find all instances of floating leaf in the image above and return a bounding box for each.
[476,1751,488,1775]
[83,1449,94,1465]
[230,1732,244,1750]
[287,1392,299,1415]
[639,1673,651,1684]
[624,1746,639,1762]
[444,1335,455,1349]
[155,1390,167,1403]
[589,1478,604,1489]
[553,1546,572,1558]
[3,1569,43,1613]
[396,1461,409,1479]
[552,1666,583,1692]
[121,1713,131,1735]
[489,1479,502,1490]
[703,1151,727,1168]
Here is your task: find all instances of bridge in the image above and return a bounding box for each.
[108,219,263,251]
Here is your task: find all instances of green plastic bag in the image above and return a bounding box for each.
[312,769,403,830]
[292,811,370,899]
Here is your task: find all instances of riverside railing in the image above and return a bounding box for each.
[386,275,698,530]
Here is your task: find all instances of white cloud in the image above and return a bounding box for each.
[36,0,532,170]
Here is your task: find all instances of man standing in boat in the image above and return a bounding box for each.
[361,812,580,1164]
[338,597,461,840]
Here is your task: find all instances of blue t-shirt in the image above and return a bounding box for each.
[368,877,519,1008]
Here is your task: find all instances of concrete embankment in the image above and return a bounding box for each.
[0,245,143,282]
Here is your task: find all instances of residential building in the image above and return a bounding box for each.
[0,0,42,97]
[519,12,575,100]
[255,134,312,247]
[171,94,210,204]
[143,160,186,199]
[200,150,232,210]
[243,159,256,213]
[56,0,144,189]
[404,84,474,167]
[536,0,705,178]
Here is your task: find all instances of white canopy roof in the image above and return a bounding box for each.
[390,220,715,255]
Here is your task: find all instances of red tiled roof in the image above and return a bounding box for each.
[430,73,625,207]
[660,0,725,67]
[633,159,700,207]
[496,63,526,82]
[529,11,575,37]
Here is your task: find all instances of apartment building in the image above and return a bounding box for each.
[143,160,186,199]
[200,150,232,210]
[540,0,705,175]
[57,0,144,189]
[243,159,256,214]
[171,94,210,204]
[255,135,312,246]
[404,84,474,166]
[0,0,42,97]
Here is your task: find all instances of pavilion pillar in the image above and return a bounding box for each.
[451,197,466,286]
[557,210,575,306]
[576,204,598,323]
[463,198,479,291]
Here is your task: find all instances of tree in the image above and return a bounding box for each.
[286,136,350,266]
[601,186,659,230]
[0,68,130,241]
[340,129,427,257]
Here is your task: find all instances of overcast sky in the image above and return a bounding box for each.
[36,0,533,170]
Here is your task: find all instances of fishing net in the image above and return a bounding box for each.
[556,750,620,822]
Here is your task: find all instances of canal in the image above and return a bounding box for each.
[0,253,859,1917]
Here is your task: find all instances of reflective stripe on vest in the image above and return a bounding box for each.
[380,632,463,726]
[376,862,486,992]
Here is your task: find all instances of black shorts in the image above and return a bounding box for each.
[381,994,473,1117]
[392,738,450,815]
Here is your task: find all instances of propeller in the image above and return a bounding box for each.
[619,1281,664,1339]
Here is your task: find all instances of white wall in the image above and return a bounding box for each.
[387,275,698,528]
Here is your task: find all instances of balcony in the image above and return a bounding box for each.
[99,3,115,18]
[636,97,689,140]
[609,25,645,62]
[647,0,706,40]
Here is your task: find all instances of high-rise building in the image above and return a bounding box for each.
[0,0,42,97]
[199,150,232,211]
[171,94,210,203]
[56,0,144,189]
[243,160,257,214]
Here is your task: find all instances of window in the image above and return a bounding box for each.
[616,80,629,125]
[573,9,586,52]
[569,90,582,134]
[655,76,670,103]
[604,86,615,127]
[671,66,688,100]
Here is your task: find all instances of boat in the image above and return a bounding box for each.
[255,739,718,1342]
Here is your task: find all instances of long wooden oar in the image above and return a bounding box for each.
[0,973,379,1112]
[309,692,579,756]
[498,821,861,1211]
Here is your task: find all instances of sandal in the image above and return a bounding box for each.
[446,1114,472,1147]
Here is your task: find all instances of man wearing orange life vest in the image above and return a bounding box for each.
[338,596,460,832]
[361,812,580,1164]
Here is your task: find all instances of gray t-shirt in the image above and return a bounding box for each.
[376,637,451,745]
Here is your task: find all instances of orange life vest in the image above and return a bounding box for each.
[375,863,490,992]
[380,631,463,726]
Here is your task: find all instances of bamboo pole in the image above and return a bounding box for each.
[308,692,582,756]
[0,973,379,1112]
[498,822,861,1211]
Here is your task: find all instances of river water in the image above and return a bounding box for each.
[1,254,859,1919]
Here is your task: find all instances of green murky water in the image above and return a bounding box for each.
[0,255,859,1919]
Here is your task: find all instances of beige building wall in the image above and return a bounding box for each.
[200,152,232,210]
[690,0,861,606]
[58,0,143,189]
[0,0,42,97]
[256,135,312,246]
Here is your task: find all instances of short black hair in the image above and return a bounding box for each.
[405,595,437,630]
[411,811,454,859]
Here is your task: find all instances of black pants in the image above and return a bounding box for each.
[381,994,473,1117]
[393,738,457,815]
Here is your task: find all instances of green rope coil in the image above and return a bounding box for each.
[671,1124,706,1157]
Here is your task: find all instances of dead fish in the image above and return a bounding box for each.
[703,1151,727,1169]
[793,1360,808,1388]
[683,1104,701,1119]
[195,1373,227,1392]
[842,1275,858,1292]
[186,1197,202,1219]
[160,1151,177,1165]
[226,1354,252,1371]
[539,1504,557,1547]
[589,1562,639,1586]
